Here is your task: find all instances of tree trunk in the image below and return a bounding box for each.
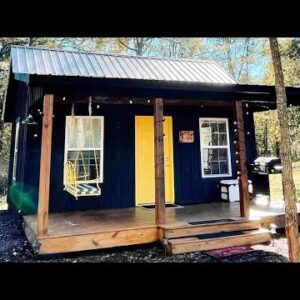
[0,121,3,155]
[269,37,300,262]
[264,122,268,155]
[134,38,145,56]
[0,93,4,154]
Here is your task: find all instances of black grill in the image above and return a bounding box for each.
[252,156,282,175]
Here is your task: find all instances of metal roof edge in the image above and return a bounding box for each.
[10,45,225,65]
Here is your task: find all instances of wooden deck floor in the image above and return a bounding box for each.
[23,200,300,254]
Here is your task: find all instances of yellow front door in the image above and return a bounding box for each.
[135,116,175,205]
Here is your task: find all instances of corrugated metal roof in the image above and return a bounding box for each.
[10,45,238,84]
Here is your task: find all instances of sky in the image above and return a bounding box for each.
[59,37,271,84]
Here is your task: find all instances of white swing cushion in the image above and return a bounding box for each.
[65,183,101,197]
[77,184,101,195]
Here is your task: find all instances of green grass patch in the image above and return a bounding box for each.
[269,161,300,201]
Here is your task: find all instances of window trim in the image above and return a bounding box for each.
[64,116,104,185]
[12,121,20,181]
[199,117,232,178]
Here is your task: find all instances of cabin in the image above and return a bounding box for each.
[3,45,300,255]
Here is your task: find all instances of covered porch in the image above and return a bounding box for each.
[26,92,288,254]
[23,201,300,254]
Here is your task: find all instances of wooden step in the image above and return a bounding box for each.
[165,228,271,255]
[160,218,261,239]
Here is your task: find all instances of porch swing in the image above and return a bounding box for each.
[64,97,102,199]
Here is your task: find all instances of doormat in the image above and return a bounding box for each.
[195,230,246,240]
[188,218,236,225]
[140,204,180,209]
[204,245,255,258]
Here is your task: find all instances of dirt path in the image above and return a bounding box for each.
[0,210,291,263]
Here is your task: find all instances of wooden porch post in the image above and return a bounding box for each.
[234,101,250,218]
[37,94,54,237]
[154,98,166,225]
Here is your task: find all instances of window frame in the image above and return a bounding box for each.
[199,117,232,178]
[12,121,20,181]
[64,116,104,185]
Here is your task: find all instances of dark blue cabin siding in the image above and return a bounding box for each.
[244,110,257,167]
[20,102,256,214]
[23,103,141,213]
[167,106,238,204]
[7,81,30,212]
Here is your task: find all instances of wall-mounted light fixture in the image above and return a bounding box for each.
[22,114,37,125]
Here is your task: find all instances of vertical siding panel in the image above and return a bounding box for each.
[19,102,256,214]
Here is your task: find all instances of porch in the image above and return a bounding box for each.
[23,201,300,254]
[24,94,283,255]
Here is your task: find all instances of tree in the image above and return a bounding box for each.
[269,37,300,262]
[255,38,300,159]
[117,38,154,56]
[0,38,29,163]
[201,38,264,83]
[0,38,60,172]
[151,38,204,59]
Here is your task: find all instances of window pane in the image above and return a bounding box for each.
[201,126,212,146]
[211,162,220,174]
[66,150,101,182]
[220,161,229,174]
[67,117,102,149]
[203,161,211,175]
[71,118,85,148]
[202,149,210,173]
[218,122,226,133]
[202,149,219,174]
[201,122,210,128]
[210,123,218,133]
[202,149,209,165]
[218,149,228,160]
[85,119,102,148]
[67,151,79,160]
[201,120,228,147]
[211,133,219,146]
[219,133,227,146]
[211,149,219,161]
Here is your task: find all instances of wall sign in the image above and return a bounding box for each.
[179,131,194,143]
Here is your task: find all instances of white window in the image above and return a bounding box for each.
[64,116,104,184]
[12,121,20,181]
[199,118,232,178]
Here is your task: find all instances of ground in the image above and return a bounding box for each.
[269,161,300,200]
[2,162,300,263]
[0,209,293,263]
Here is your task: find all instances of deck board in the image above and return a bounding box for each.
[23,200,300,254]
[24,207,156,237]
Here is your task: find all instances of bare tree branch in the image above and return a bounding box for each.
[117,38,137,53]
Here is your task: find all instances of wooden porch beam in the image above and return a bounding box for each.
[53,97,234,107]
[37,94,54,238]
[154,98,166,225]
[234,101,250,218]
